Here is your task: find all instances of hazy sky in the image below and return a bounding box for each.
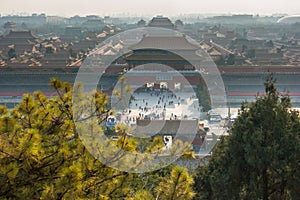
[1,0,300,17]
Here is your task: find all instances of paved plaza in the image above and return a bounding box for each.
[116,90,201,126]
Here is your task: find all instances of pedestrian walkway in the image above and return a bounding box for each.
[118,90,200,125]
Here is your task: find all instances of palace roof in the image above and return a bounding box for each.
[148,16,174,29]
[134,119,200,136]
[0,30,39,48]
[129,35,200,51]
[4,30,39,39]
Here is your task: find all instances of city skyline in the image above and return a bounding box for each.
[1,0,300,17]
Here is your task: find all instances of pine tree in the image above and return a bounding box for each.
[156,166,195,200]
[194,76,300,199]
[0,78,195,199]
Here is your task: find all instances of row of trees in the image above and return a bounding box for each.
[0,77,299,199]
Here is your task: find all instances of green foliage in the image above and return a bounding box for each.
[112,75,133,110]
[196,78,211,112]
[0,78,195,199]
[247,49,256,59]
[127,190,155,200]
[46,46,54,54]
[156,166,195,200]
[225,53,235,65]
[193,76,300,199]
[265,40,274,47]
[7,48,16,58]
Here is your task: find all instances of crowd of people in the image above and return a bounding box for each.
[119,90,200,125]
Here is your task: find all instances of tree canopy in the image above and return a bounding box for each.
[196,78,211,112]
[194,76,300,200]
[2,76,299,199]
[0,78,195,199]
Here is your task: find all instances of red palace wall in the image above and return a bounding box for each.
[125,74,201,90]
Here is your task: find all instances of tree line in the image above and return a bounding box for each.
[0,77,299,199]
